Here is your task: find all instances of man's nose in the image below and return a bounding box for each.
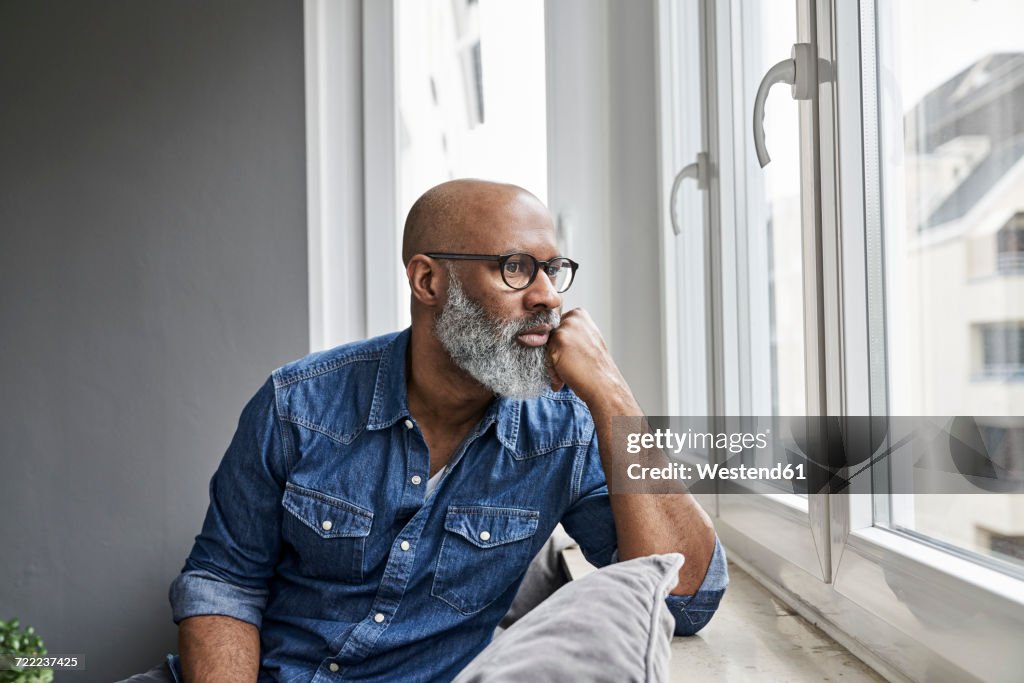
[522,269,562,311]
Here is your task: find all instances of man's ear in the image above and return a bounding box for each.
[407,254,445,307]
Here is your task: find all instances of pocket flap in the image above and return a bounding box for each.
[444,505,539,548]
[282,482,373,539]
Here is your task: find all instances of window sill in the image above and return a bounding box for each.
[560,545,886,682]
[846,526,1024,606]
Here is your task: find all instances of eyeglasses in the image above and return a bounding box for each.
[424,252,579,293]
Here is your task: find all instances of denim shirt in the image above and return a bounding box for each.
[169,329,728,683]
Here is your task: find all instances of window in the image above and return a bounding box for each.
[392,0,547,329]
[997,213,1024,274]
[396,0,547,220]
[657,0,1024,678]
[977,323,1024,378]
[874,0,1024,577]
[660,0,828,587]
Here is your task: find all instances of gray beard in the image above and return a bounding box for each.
[434,271,560,399]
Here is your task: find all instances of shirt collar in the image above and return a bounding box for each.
[365,327,520,447]
[366,328,412,430]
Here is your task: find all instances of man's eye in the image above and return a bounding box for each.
[505,263,521,273]
[545,264,561,276]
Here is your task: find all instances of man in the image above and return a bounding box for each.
[165,180,727,682]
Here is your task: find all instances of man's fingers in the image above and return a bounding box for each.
[547,361,565,393]
[544,336,564,391]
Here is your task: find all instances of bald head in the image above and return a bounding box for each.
[402,179,550,265]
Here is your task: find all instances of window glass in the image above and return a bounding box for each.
[661,0,708,417]
[996,214,1024,274]
[727,0,808,499]
[396,0,547,219]
[876,0,1024,572]
[731,0,805,418]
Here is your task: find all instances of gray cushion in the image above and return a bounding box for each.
[456,553,684,683]
[498,525,575,631]
[114,658,178,683]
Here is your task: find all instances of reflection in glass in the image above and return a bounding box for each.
[878,0,1024,573]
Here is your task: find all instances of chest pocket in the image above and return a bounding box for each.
[432,505,540,615]
[281,482,373,584]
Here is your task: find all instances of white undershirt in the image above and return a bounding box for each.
[425,468,444,496]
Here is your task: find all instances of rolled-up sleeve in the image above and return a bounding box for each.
[664,537,728,636]
[560,431,729,637]
[168,377,291,629]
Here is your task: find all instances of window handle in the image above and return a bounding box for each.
[753,43,815,168]
[670,152,708,236]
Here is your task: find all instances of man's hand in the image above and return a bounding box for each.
[546,308,631,405]
[546,307,717,596]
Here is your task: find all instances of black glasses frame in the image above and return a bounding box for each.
[424,252,579,292]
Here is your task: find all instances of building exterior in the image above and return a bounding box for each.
[902,53,1024,560]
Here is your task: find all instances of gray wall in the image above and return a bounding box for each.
[0,1,308,679]
[545,0,665,415]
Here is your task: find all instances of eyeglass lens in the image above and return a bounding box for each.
[502,254,574,292]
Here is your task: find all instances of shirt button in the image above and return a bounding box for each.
[404,419,414,429]
[374,612,385,623]
[479,531,491,541]
[329,663,340,673]
[321,520,333,531]
[400,540,411,551]
[411,475,422,485]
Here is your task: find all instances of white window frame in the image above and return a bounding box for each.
[304,0,405,351]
